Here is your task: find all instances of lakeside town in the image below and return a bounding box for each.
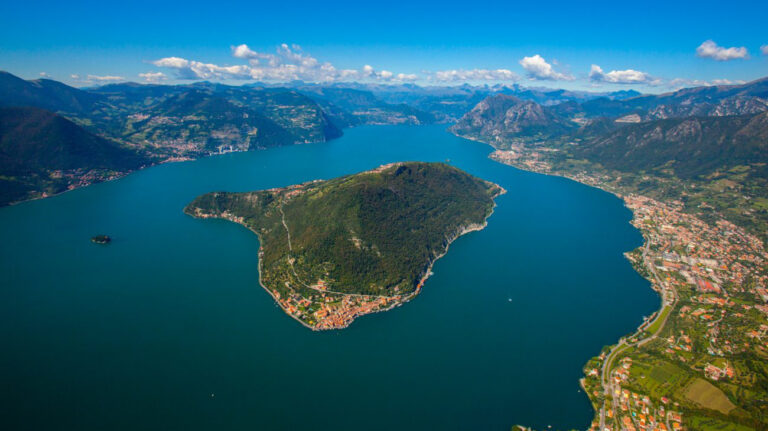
[493,148,768,429]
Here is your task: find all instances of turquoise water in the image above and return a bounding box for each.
[0,125,658,430]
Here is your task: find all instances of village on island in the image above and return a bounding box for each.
[186,162,503,331]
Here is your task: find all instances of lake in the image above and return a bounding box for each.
[0,124,658,430]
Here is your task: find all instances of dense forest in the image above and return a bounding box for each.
[185,162,504,297]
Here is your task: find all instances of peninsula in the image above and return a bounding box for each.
[185,162,505,330]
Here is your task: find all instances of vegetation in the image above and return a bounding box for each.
[683,378,737,415]
[185,162,504,327]
[455,90,768,242]
[0,106,149,205]
[454,79,768,429]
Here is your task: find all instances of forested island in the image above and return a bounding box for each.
[185,162,504,329]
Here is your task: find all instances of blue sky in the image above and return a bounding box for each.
[1,0,766,92]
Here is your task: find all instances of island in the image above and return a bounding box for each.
[90,234,111,244]
[184,161,505,330]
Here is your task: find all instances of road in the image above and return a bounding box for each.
[598,237,678,430]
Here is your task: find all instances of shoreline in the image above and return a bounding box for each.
[3,136,331,209]
[464,138,668,429]
[187,184,506,331]
[461,139,768,428]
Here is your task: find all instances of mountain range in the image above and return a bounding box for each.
[451,76,768,240]
[2,68,768,217]
[452,77,768,145]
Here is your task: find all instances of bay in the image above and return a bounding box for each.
[0,124,658,430]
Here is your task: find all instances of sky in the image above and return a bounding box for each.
[1,0,767,93]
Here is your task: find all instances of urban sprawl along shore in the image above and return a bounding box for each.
[493,148,768,430]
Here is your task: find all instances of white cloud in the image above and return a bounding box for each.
[150,57,249,80]
[70,74,80,80]
[232,44,258,59]
[696,40,749,61]
[396,73,419,81]
[86,74,126,82]
[152,57,190,69]
[432,68,519,82]
[138,71,167,83]
[152,44,418,83]
[666,77,746,89]
[762,45,768,56]
[589,65,658,85]
[708,78,745,86]
[519,55,573,81]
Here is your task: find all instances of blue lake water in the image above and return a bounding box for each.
[0,124,658,430]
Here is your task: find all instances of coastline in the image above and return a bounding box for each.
[466,139,668,429]
[186,184,506,331]
[2,137,328,208]
[465,139,768,429]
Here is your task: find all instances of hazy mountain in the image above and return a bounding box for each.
[0,71,104,114]
[577,77,768,120]
[297,87,436,126]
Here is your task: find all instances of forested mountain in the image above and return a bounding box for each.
[574,112,768,179]
[185,162,504,328]
[0,71,342,153]
[114,91,298,155]
[0,107,149,205]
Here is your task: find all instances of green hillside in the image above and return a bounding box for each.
[185,162,504,328]
[0,107,149,205]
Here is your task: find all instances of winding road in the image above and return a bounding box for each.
[598,237,678,430]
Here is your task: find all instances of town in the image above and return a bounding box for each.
[493,148,768,430]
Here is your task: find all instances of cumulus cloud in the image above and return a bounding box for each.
[39,72,51,78]
[138,71,167,83]
[86,74,126,82]
[762,45,768,56]
[519,55,573,81]
[152,43,418,83]
[151,56,250,80]
[232,44,258,59]
[696,40,749,61]
[589,65,659,85]
[432,68,519,82]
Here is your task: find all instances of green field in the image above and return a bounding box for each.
[646,305,672,336]
[684,378,737,415]
[688,415,754,431]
